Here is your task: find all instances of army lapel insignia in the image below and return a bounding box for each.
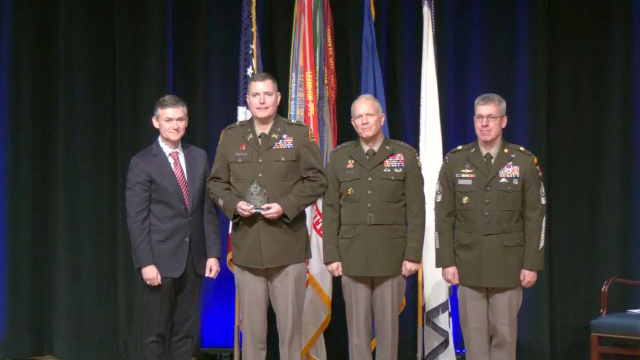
[498,161,520,178]
[247,133,254,141]
[272,134,294,149]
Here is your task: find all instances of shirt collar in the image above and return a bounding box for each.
[157,136,184,158]
[479,141,501,160]
[254,120,274,137]
[360,137,384,153]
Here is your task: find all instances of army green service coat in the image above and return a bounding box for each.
[207,115,327,269]
[323,138,425,277]
[435,141,546,288]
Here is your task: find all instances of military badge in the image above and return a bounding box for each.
[504,148,509,154]
[271,133,279,139]
[247,133,254,141]
[346,159,354,169]
[455,173,476,178]
[461,167,474,173]
[499,162,520,178]
[461,196,470,205]
[240,143,246,150]
[513,179,518,185]
[435,181,442,202]
[347,188,354,195]
[499,178,509,183]
[273,134,294,149]
[384,153,405,169]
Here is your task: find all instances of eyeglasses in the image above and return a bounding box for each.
[474,115,504,123]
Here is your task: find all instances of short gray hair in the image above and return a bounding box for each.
[351,94,383,118]
[474,93,506,116]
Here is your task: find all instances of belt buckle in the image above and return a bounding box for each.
[367,214,374,225]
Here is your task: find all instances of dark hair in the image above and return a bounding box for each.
[249,72,279,92]
[154,95,188,117]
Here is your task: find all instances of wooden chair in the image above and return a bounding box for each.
[590,277,640,360]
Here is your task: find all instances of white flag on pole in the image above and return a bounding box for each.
[420,1,456,359]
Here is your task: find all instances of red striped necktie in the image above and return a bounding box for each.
[170,151,189,210]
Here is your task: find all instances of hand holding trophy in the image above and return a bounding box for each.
[245,179,268,213]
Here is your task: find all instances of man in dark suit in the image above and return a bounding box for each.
[208,73,326,360]
[323,94,425,360]
[435,93,546,360]
[126,95,221,360]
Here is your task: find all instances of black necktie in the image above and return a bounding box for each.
[484,152,493,173]
[258,133,268,150]
[366,149,376,162]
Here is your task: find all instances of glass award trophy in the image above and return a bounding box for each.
[245,179,268,213]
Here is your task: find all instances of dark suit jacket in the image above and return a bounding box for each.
[126,140,220,278]
[207,116,327,269]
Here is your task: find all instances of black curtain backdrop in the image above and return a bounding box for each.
[1,1,639,359]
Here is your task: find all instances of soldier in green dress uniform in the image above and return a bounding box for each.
[208,73,327,360]
[323,94,425,360]
[435,93,546,360]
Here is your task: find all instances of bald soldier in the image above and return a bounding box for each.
[207,73,326,360]
[435,93,546,360]
[323,94,425,360]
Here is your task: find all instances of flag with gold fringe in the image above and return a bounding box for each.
[289,0,337,358]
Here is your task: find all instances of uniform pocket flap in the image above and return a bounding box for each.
[497,181,522,192]
[455,181,477,192]
[229,154,252,163]
[338,171,361,182]
[454,233,472,245]
[338,225,355,238]
[380,172,405,181]
[503,236,525,246]
[271,149,296,162]
[387,225,407,238]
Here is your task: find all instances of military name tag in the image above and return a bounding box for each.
[457,179,473,185]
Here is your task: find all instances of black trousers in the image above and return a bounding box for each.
[142,253,202,360]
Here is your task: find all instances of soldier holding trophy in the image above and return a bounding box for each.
[207,72,327,360]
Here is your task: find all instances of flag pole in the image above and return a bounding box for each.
[417,265,424,359]
[234,290,240,360]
